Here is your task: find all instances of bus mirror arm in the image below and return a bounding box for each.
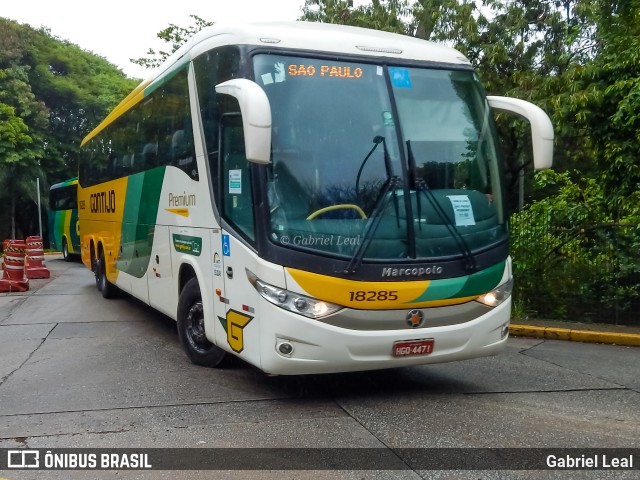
[215,79,272,164]
[487,96,554,170]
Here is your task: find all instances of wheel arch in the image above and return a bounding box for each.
[89,238,97,271]
[178,262,198,295]
[175,257,215,340]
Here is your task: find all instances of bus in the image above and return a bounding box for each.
[49,177,80,261]
[78,22,554,375]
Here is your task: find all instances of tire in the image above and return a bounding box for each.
[97,250,117,299]
[94,253,101,291]
[62,237,70,261]
[177,278,227,367]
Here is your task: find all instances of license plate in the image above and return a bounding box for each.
[392,339,434,357]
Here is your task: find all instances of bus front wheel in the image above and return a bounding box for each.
[177,278,227,367]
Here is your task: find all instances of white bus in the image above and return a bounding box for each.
[78,22,553,375]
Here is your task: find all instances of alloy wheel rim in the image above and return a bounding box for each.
[186,301,212,353]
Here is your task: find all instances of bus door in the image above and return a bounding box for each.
[213,116,261,364]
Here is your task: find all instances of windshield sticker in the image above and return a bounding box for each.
[261,73,274,85]
[377,66,383,76]
[389,67,412,88]
[229,169,242,194]
[447,195,476,226]
[382,111,394,126]
[288,64,364,79]
[274,62,286,82]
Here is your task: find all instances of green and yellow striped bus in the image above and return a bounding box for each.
[49,177,80,261]
[78,22,553,375]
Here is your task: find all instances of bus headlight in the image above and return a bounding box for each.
[475,279,513,308]
[246,270,342,319]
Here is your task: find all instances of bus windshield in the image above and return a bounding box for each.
[254,54,506,262]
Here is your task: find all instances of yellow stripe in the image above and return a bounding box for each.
[286,267,475,310]
[165,208,190,217]
[63,209,72,252]
[510,325,640,346]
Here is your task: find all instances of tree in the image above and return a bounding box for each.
[560,0,640,206]
[302,0,411,32]
[0,27,48,238]
[130,15,214,70]
[0,18,138,242]
[27,25,139,182]
[510,170,640,320]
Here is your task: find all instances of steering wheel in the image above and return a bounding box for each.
[306,204,367,220]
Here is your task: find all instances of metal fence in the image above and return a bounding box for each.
[510,209,640,325]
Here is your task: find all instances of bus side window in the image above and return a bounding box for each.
[193,46,242,189]
[171,127,196,178]
[142,142,158,168]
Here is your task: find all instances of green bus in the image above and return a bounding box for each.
[49,177,80,261]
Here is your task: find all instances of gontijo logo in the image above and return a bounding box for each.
[90,190,116,213]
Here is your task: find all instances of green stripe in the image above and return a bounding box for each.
[117,167,166,278]
[409,260,506,303]
[48,210,62,251]
[50,177,78,189]
[457,261,506,297]
[69,208,80,252]
[143,64,188,98]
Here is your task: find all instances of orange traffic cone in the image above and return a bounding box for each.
[25,236,50,279]
[0,239,29,292]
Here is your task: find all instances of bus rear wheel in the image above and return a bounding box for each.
[177,278,227,367]
[62,237,70,261]
[96,250,117,299]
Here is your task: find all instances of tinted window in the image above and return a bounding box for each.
[80,67,197,186]
[220,116,255,241]
[50,184,78,210]
[193,46,242,160]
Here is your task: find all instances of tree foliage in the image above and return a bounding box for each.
[0,17,137,241]
[511,170,640,320]
[130,15,214,69]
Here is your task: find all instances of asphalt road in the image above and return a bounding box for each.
[1,256,639,479]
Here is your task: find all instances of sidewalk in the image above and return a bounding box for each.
[510,318,640,347]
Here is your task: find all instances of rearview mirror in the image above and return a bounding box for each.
[487,96,554,170]
[215,79,272,164]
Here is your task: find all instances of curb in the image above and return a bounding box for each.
[510,324,640,347]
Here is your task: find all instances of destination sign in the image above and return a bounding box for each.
[288,64,364,79]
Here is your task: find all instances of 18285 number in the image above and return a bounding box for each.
[349,290,399,302]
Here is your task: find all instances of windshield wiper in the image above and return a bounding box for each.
[407,140,477,273]
[344,136,401,275]
[343,175,402,275]
[355,136,392,197]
